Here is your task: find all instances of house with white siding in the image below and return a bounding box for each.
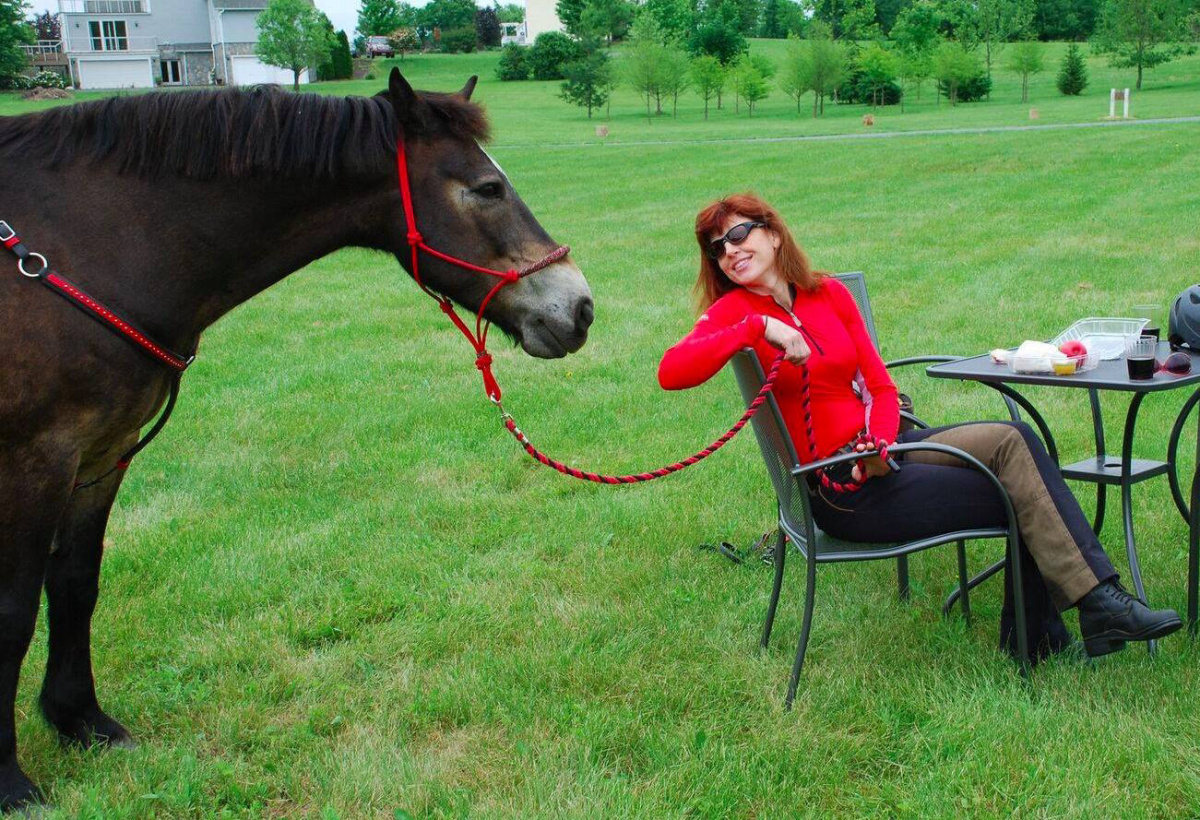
[58,0,311,89]
[523,0,563,41]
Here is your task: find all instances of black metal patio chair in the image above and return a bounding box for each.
[730,272,1029,707]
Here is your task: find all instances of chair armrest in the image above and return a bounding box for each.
[790,441,1016,518]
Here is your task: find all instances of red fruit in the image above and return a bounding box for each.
[1059,341,1088,358]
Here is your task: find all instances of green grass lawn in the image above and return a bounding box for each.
[7,46,1200,819]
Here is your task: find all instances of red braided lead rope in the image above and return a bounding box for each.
[499,355,785,483]
[796,361,889,493]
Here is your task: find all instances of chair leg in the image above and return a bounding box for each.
[785,548,818,710]
[896,555,911,602]
[956,540,971,625]
[943,558,1006,617]
[760,528,787,651]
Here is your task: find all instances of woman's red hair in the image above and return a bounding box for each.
[693,193,821,312]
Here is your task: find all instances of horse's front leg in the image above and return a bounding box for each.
[0,445,77,812]
[39,466,134,750]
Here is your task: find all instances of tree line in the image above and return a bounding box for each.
[519,0,1194,121]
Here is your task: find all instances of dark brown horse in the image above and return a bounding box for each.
[0,68,593,811]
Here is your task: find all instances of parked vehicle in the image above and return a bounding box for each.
[366,36,394,58]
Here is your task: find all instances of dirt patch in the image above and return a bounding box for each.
[22,88,72,101]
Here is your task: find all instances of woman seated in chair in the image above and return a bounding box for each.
[658,192,1181,660]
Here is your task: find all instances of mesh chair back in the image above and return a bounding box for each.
[731,351,811,535]
[832,272,877,348]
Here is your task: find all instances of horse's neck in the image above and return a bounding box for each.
[53,171,398,352]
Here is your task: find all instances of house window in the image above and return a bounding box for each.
[160,59,181,85]
[88,20,128,51]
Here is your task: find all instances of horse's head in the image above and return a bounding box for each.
[380,68,592,359]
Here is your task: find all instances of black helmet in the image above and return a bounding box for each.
[1169,285,1200,349]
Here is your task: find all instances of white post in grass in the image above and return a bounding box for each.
[1110,89,1131,119]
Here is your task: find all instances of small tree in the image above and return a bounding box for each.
[560,48,611,117]
[1056,41,1088,95]
[622,14,669,117]
[256,0,334,90]
[739,62,768,114]
[691,54,725,119]
[778,33,807,112]
[749,52,777,80]
[31,9,58,41]
[496,42,530,79]
[1003,38,1042,101]
[1094,0,1189,90]
[931,40,978,104]
[357,0,402,36]
[318,28,353,79]
[802,21,847,117]
[656,41,689,116]
[387,26,419,59]
[857,42,900,107]
[892,2,940,101]
[315,15,336,78]
[475,7,501,46]
[528,30,583,79]
[972,0,1035,82]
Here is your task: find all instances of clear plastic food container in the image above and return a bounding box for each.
[1051,318,1149,360]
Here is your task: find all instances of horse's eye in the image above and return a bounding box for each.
[472,181,505,200]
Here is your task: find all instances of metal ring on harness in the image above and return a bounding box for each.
[18,252,47,278]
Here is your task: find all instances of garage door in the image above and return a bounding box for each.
[231,56,308,86]
[77,58,153,90]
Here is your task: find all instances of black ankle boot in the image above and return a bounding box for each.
[1077,581,1183,657]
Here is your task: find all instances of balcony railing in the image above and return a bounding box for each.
[66,34,159,52]
[59,0,147,13]
[21,40,64,58]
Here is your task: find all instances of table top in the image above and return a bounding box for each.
[927,342,1200,393]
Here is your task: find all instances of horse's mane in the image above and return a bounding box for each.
[0,85,490,180]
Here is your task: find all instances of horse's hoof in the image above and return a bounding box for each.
[0,766,44,816]
[108,734,138,751]
[43,703,133,751]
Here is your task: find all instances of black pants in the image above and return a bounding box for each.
[810,421,1118,660]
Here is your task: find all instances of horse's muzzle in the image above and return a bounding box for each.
[507,262,593,359]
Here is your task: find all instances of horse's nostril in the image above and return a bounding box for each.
[576,296,595,334]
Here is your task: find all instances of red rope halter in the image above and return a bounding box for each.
[396,135,567,402]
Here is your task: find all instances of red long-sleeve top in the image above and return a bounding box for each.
[658,278,899,463]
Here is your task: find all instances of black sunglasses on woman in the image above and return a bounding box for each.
[706,221,766,260]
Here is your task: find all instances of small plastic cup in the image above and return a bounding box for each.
[1126,336,1157,380]
[1134,304,1160,341]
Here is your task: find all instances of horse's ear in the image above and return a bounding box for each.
[458,76,478,101]
[388,67,417,114]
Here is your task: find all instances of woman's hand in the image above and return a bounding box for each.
[850,440,892,483]
[762,316,811,365]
